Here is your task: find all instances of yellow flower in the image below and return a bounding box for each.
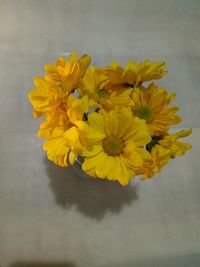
[132,83,181,134]
[106,60,167,89]
[159,128,192,158]
[29,77,64,117]
[29,51,91,117]
[136,143,171,179]
[38,94,98,167]
[67,94,100,124]
[45,51,91,91]
[137,128,192,179]
[79,67,132,111]
[38,110,72,139]
[43,126,84,167]
[38,94,97,141]
[77,109,151,185]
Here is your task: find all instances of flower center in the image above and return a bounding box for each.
[96,89,108,98]
[103,136,124,156]
[136,106,153,122]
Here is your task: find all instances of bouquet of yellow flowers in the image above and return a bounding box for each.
[29,51,192,186]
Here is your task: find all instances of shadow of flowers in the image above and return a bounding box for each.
[44,157,138,220]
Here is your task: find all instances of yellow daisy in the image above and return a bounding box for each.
[29,76,64,118]
[132,83,181,134]
[77,109,151,185]
[38,94,97,140]
[136,143,171,179]
[38,110,72,139]
[106,59,167,89]
[43,126,84,167]
[39,94,97,167]
[29,51,91,117]
[159,128,192,158]
[137,128,192,179]
[79,67,132,111]
[67,94,100,124]
[45,50,91,92]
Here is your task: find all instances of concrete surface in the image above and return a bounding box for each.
[0,0,199,266]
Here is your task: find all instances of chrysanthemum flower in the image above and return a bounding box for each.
[79,67,132,111]
[43,126,84,167]
[39,95,98,167]
[137,128,192,179]
[29,51,91,117]
[132,83,181,134]
[106,60,167,90]
[77,109,151,185]
[38,110,72,139]
[67,94,100,124]
[45,51,90,92]
[158,128,192,158]
[136,144,171,179]
[38,94,97,141]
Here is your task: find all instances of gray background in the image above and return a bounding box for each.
[0,0,199,266]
